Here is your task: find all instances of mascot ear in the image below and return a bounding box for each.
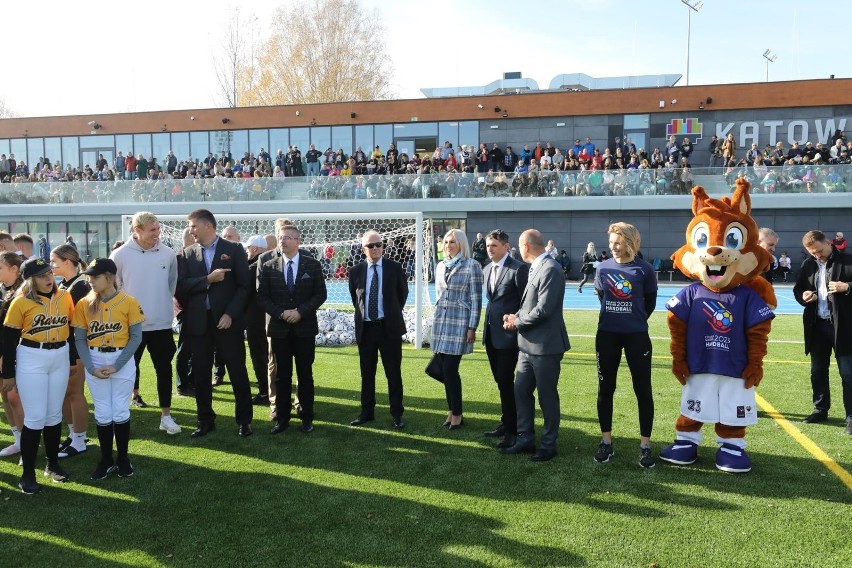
[691,185,709,216]
[730,178,752,216]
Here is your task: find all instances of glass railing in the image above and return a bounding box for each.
[1,165,849,205]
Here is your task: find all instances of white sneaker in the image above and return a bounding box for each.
[0,442,20,457]
[159,415,182,435]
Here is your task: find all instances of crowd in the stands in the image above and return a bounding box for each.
[0,128,849,200]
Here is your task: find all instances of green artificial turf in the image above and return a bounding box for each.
[0,311,849,567]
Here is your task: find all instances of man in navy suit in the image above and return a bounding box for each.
[501,229,570,462]
[177,209,254,438]
[482,230,528,449]
[348,230,409,428]
[257,222,327,434]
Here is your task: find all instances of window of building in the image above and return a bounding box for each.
[249,129,269,155]
[310,126,331,153]
[27,138,45,172]
[331,126,352,155]
[269,129,289,154]
[171,132,190,163]
[354,125,373,155]
[133,134,152,159]
[62,137,80,169]
[44,138,61,168]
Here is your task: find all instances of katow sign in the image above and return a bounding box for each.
[715,118,847,147]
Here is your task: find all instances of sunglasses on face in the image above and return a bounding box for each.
[364,242,383,249]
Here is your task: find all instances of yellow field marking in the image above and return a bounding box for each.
[756,392,852,490]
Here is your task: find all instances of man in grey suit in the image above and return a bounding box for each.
[482,230,528,449]
[501,229,570,462]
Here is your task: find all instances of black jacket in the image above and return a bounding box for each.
[256,250,327,338]
[793,248,852,356]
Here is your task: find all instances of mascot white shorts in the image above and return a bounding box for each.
[680,373,757,426]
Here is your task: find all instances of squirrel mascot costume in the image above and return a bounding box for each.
[660,179,775,473]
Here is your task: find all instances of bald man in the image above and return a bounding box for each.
[501,229,570,462]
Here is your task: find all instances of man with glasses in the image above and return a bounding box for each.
[348,231,408,429]
[257,220,327,435]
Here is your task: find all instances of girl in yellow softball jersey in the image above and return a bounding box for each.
[1,258,75,495]
[72,258,144,481]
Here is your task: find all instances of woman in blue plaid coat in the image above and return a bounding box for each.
[432,229,483,430]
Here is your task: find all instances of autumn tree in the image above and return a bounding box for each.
[234,0,394,106]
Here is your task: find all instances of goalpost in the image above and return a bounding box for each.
[122,212,434,348]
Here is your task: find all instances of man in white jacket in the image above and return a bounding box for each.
[111,211,181,434]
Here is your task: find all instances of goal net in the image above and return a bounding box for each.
[122,212,434,348]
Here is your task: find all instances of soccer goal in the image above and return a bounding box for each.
[121,212,434,348]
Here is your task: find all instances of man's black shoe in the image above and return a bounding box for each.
[803,411,828,424]
[190,422,216,438]
[500,440,535,455]
[391,417,405,429]
[483,424,506,438]
[270,421,289,435]
[251,394,269,406]
[496,435,516,449]
[238,424,253,437]
[349,415,375,427]
[530,448,557,462]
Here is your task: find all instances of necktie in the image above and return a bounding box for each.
[368,264,379,320]
[286,260,294,293]
[490,264,498,294]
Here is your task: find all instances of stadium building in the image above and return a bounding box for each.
[0,74,849,268]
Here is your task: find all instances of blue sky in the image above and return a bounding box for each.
[2,0,849,117]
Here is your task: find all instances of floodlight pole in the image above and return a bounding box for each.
[682,0,702,86]
[763,49,778,82]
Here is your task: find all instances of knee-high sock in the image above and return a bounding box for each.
[114,420,130,459]
[716,423,747,449]
[97,423,114,463]
[675,414,703,445]
[20,426,42,476]
[42,423,62,466]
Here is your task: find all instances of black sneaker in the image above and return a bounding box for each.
[131,395,148,408]
[19,474,41,495]
[58,436,72,452]
[594,441,614,463]
[91,461,117,481]
[252,393,269,406]
[639,446,655,469]
[44,463,70,483]
[116,457,134,478]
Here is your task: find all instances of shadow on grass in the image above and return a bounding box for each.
[0,455,584,568]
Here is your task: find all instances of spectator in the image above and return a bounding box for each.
[834,232,848,251]
[777,251,792,282]
[665,136,680,163]
[721,133,737,163]
[578,242,597,293]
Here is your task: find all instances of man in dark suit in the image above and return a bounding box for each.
[178,209,254,438]
[257,222,327,434]
[482,229,528,449]
[348,230,408,428]
[793,230,852,434]
[501,229,570,462]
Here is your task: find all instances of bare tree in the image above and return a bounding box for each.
[211,13,262,108]
[0,96,18,118]
[235,0,395,106]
